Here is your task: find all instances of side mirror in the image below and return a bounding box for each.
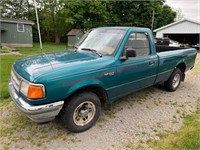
[126,49,136,57]
[120,49,136,61]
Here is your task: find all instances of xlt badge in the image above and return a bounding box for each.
[104,71,115,76]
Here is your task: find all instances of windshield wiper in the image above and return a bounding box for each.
[74,45,78,52]
[81,48,102,57]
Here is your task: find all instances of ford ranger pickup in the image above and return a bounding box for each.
[8,27,197,132]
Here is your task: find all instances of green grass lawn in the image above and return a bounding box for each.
[147,98,200,150]
[18,42,68,55]
[0,42,68,99]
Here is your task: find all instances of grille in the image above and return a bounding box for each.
[11,69,22,92]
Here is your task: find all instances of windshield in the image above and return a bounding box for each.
[75,28,126,55]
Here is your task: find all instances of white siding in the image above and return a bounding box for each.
[155,21,200,38]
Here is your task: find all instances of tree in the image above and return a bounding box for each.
[62,0,85,30]
[62,0,110,30]
[153,4,176,29]
[107,0,176,30]
[175,8,184,21]
[1,0,177,43]
[39,0,67,43]
[0,0,29,19]
[82,1,110,29]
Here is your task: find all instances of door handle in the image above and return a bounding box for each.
[149,61,155,65]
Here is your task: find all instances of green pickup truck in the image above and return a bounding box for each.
[8,27,197,132]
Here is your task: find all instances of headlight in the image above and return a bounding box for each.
[20,81,45,99]
[20,81,29,96]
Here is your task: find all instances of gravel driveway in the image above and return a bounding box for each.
[1,53,200,150]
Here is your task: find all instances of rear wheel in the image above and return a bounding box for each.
[164,68,182,92]
[61,91,101,133]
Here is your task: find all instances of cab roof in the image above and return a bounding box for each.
[94,26,151,32]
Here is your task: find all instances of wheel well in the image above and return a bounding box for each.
[176,63,186,73]
[66,86,109,108]
[176,63,186,81]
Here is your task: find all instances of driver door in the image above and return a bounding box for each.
[112,32,158,100]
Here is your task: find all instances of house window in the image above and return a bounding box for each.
[17,23,24,32]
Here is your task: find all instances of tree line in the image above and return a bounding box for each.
[1,0,176,43]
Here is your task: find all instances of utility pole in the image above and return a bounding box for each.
[151,9,155,31]
[34,0,43,50]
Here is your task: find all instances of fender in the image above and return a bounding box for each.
[175,61,186,81]
[64,78,106,100]
[175,59,186,70]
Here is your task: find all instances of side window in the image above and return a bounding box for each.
[17,23,24,32]
[124,32,150,57]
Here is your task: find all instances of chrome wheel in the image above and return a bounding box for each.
[73,101,96,126]
[172,73,181,89]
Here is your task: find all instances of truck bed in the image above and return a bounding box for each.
[155,45,197,84]
[156,45,187,52]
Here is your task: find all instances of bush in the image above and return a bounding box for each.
[0,46,11,53]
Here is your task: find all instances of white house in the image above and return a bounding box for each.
[154,19,200,45]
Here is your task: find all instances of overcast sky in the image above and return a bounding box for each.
[165,0,200,21]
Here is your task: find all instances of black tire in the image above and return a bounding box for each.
[164,68,182,92]
[60,91,101,133]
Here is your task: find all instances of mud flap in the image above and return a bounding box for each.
[181,72,185,81]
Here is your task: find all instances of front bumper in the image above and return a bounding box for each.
[8,80,64,123]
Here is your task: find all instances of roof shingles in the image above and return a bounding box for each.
[67,29,82,36]
[0,18,34,25]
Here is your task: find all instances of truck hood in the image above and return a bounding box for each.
[13,50,114,82]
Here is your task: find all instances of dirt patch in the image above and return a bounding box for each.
[0,54,200,150]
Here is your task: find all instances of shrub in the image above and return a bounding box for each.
[0,46,11,53]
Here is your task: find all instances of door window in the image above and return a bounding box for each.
[124,32,150,57]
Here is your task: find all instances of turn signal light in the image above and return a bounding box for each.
[27,85,44,99]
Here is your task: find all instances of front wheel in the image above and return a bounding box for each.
[164,68,182,92]
[60,91,101,133]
